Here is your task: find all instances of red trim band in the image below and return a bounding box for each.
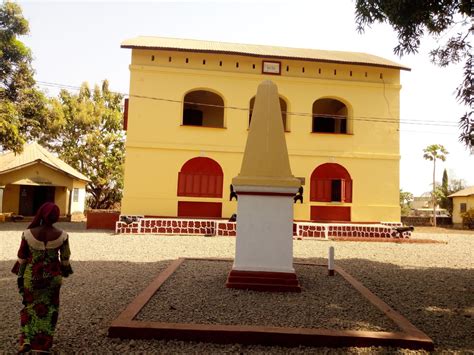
[237,192,295,197]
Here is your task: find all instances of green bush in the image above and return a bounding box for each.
[461,208,474,229]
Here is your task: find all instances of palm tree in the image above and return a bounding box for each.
[423,144,448,227]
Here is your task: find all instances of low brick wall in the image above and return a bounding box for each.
[116,217,408,239]
[86,210,120,230]
[216,222,237,236]
[295,223,327,238]
[116,218,238,236]
[328,224,394,238]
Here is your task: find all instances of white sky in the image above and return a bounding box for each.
[16,0,474,195]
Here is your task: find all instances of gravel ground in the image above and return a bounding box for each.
[137,260,398,332]
[1,222,473,354]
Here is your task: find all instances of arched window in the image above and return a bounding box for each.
[177,157,224,198]
[183,90,224,128]
[249,96,288,131]
[310,163,352,202]
[312,98,348,134]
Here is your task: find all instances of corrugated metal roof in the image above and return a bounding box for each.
[121,36,410,71]
[0,142,90,182]
[448,186,474,197]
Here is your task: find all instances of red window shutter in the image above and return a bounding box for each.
[178,173,223,197]
[199,174,206,196]
[208,175,216,196]
[310,179,316,201]
[216,175,223,198]
[312,179,331,202]
[192,175,201,196]
[177,157,224,198]
[345,179,352,202]
[123,98,129,130]
[341,179,345,202]
[185,174,193,196]
[177,172,186,196]
[323,179,332,202]
[315,180,325,201]
[310,163,352,203]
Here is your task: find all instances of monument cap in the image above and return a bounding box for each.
[233,80,300,188]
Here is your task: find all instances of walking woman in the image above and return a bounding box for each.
[11,202,73,353]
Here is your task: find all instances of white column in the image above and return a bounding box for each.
[0,187,3,213]
[233,186,297,273]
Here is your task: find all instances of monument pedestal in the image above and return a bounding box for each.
[226,270,301,292]
[226,186,301,292]
[226,80,302,292]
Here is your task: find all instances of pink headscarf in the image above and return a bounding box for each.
[28,202,60,229]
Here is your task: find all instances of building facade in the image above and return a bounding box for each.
[449,186,474,226]
[0,143,89,217]
[121,37,408,222]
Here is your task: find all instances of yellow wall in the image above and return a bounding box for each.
[2,184,20,213]
[55,186,68,215]
[71,180,87,213]
[0,163,86,215]
[122,49,401,222]
[452,195,474,224]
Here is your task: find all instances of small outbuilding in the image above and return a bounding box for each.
[449,186,474,227]
[0,142,89,217]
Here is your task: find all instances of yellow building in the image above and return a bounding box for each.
[120,36,409,222]
[449,186,474,226]
[0,142,89,217]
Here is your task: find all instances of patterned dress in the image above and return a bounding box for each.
[12,229,73,352]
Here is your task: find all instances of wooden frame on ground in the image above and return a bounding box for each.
[108,258,433,350]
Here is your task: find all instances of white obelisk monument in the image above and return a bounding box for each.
[226,80,301,292]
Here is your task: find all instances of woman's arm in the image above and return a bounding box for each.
[60,233,73,277]
[11,233,29,276]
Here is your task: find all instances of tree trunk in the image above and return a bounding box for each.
[432,159,437,227]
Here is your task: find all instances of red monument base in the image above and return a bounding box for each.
[226,269,301,292]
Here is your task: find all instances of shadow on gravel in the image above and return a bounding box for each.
[1,257,472,354]
[0,222,114,234]
[299,257,473,353]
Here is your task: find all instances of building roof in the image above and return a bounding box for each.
[448,186,474,198]
[121,36,410,71]
[0,142,90,182]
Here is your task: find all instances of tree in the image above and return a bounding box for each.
[448,177,466,193]
[40,80,125,209]
[0,0,48,153]
[446,177,466,214]
[439,169,450,211]
[461,208,474,229]
[436,170,466,214]
[400,189,414,216]
[354,1,473,150]
[423,144,448,226]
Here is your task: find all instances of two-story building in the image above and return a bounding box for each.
[120,36,409,222]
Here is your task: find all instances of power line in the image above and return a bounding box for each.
[399,129,458,135]
[36,80,460,128]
